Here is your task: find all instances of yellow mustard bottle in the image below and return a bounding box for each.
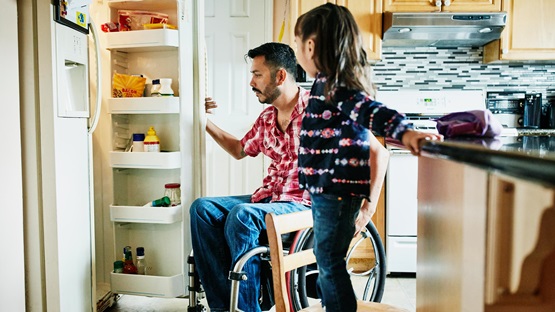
[143,126,160,152]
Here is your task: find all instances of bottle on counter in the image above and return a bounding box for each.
[143,126,160,152]
[164,183,181,206]
[123,250,138,274]
[136,247,147,275]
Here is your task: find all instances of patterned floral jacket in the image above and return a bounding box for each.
[298,74,413,198]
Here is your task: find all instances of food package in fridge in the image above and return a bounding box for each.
[112,73,146,98]
[143,23,177,30]
[118,10,169,31]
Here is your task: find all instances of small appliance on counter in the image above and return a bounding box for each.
[541,97,555,129]
[486,91,545,129]
[523,92,542,128]
[486,91,525,128]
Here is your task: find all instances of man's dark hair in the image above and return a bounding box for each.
[246,42,297,79]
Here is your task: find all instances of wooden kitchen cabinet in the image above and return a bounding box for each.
[483,0,555,63]
[417,156,555,311]
[290,0,383,60]
[383,0,501,12]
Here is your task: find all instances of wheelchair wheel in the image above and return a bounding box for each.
[288,221,387,311]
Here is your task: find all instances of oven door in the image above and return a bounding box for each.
[385,146,418,273]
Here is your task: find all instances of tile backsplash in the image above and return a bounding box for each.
[373,47,555,103]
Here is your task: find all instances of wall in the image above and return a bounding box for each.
[374,47,555,104]
[1,0,26,311]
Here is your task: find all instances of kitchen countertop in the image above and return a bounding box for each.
[420,135,555,187]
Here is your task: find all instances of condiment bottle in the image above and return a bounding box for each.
[113,260,124,273]
[164,183,181,206]
[159,78,174,96]
[150,79,161,97]
[143,126,160,152]
[151,196,171,207]
[132,133,145,152]
[136,247,148,275]
[122,246,132,262]
[123,250,138,274]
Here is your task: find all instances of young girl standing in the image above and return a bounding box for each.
[294,3,442,311]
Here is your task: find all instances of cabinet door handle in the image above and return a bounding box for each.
[435,0,442,11]
[443,0,451,6]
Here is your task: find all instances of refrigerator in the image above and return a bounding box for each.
[16,0,204,310]
[36,0,100,311]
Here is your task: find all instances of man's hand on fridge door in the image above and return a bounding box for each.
[354,199,376,237]
[205,97,218,114]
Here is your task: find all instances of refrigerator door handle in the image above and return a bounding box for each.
[88,17,102,135]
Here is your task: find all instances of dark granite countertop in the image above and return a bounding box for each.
[420,135,555,187]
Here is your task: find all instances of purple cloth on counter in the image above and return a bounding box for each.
[436,109,502,138]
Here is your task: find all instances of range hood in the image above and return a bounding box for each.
[383,12,507,47]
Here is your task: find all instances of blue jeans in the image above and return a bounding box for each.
[189,195,309,312]
[311,193,362,312]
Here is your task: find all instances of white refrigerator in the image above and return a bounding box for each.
[39,1,100,310]
[19,0,207,309]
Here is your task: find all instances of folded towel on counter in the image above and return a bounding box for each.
[436,110,502,138]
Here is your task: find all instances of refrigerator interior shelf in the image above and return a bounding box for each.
[110,272,185,298]
[106,29,178,52]
[110,204,182,224]
[110,151,181,169]
[108,0,176,11]
[108,97,179,114]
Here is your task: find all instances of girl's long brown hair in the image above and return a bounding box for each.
[294,3,376,99]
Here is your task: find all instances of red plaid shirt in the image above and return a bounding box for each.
[240,88,311,206]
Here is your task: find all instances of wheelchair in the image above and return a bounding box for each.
[187,220,387,312]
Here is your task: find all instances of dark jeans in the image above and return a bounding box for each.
[311,193,362,312]
[189,195,309,312]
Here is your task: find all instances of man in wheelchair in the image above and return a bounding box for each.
[190,42,312,312]
[190,42,390,312]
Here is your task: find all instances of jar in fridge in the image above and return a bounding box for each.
[164,183,181,206]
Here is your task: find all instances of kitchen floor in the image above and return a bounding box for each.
[104,276,416,312]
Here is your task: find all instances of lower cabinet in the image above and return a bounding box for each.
[417,156,555,311]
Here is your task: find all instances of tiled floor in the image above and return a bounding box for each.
[104,276,416,312]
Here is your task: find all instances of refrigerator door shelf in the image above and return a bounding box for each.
[107,0,176,11]
[110,151,181,169]
[106,29,178,52]
[110,204,182,224]
[110,272,185,298]
[108,97,179,114]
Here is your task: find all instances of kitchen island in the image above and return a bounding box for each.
[416,135,555,312]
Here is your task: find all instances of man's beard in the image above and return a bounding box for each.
[253,83,281,104]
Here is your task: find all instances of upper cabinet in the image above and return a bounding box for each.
[383,0,501,12]
[484,0,555,63]
[290,0,383,61]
